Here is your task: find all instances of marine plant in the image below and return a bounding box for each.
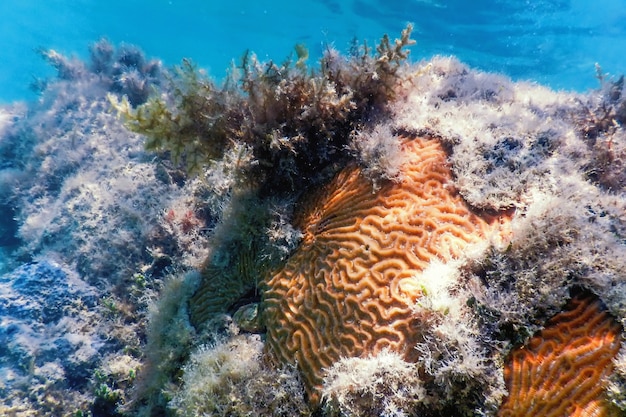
[111,24,416,190]
[37,38,162,106]
[574,67,626,191]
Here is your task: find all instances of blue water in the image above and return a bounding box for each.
[0,0,625,103]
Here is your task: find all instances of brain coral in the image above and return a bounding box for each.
[498,293,622,417]
[189,242,261,327]
[262,133,511,403]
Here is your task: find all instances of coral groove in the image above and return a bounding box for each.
[498,293,622,417]
[262,134,510,403]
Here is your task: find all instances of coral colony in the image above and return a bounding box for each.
[1,25,626,416]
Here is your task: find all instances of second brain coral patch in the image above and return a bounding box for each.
[498,292,622,417]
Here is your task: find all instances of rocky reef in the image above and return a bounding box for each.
[0,261,101,414]
[1,27,626,416]
[0,40,206,416]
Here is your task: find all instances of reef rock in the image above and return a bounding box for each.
[0,260,103,412]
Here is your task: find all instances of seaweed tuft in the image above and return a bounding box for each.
[36,39,163,106]
[111,25,415,193]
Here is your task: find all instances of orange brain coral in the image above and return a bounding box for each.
[499,293,622,417]
[262,134,509,403]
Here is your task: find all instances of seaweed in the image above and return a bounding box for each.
[574,65,626,191]
[36,39,163,106]
[111,25,415,194]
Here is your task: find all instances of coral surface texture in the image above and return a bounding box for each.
[499,293,622,417]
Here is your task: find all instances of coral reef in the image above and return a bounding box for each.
[2,26,626,417]
[189,237,265,328]
[187,192,273,329]
[122,32,626,417]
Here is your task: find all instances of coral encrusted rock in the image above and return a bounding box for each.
[261,133,511,403]
[498,292,622,417]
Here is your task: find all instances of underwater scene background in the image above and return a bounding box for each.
[1,0,626,103]
[1,1,626,417]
